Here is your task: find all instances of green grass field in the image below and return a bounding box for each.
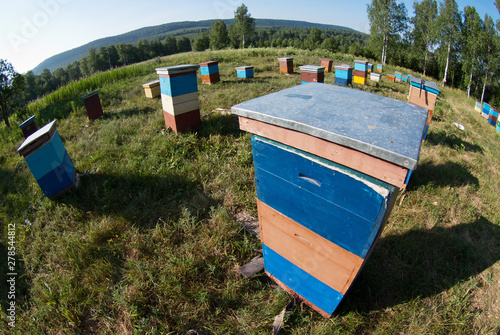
[1,47,500,334]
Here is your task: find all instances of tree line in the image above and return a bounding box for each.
[5,1,500,127]
[368,0,500,103]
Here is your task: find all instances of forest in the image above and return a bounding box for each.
[3,0,500,125]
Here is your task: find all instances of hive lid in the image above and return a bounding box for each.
[354,60,368,64]
[199,60,219,66]
[236,66,254,70]
[81,90,99,99]
[19,115,36,129]
[17,120,57,156]
[299,65,325,73]
[278,57,293,60]
[423,80,440,94]
[156,64,199,75]
[334,64,353,70]
[231,83,428,169]
[142,80,160,87]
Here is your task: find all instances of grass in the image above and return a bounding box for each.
[1,47,500,334]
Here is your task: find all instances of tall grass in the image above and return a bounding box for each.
[1,48,500,334]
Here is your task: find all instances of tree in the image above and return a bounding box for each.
[0,59,25,127]
[479,14,499,103]
[306,27,322,50]
[234,4,255,48]
[193,33,210,51]
[177,36,192,53]
[210,20,230,50]
[411,0,438,76]
[462,6,483,98]
[437,0,462,87]
[367,0,408,64]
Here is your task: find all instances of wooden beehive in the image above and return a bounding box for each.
[475,101,482,113]
[488,107,498,126]
[395,71,402,82]
[370,72,381,82]
[353,60,368,85]
[17,120,76,198]
[142,80,161,98]
[377,64,383,73]
[320,58,333,72]
[199,61,220,84]
[232,83,428,318]
[19,115,38,138]
[299,65,325,84]
[367,63,373,73]
[407,76,440,111]
[402,74,409,82]
[156,64,200,134]
[482,102,491,119]
[278,57,294,74]
[334,64,353,86]
[81,90,103,120]
[236,66,254,79]
[387,74,395,82]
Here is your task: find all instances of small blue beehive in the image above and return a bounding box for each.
[334,64,353,86]
[482,102,491,119]
[17,120,76,198]
[236,66,254,79]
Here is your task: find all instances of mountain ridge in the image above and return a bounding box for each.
[32,18,360,74]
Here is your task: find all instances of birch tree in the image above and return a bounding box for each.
[437,0,462,87]
[479,15,499,103]
[411,0,438,76]
[367,0,408,64]
[462,6,483,98]
[234,4,255,49]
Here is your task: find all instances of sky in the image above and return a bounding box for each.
[1,0,499,74]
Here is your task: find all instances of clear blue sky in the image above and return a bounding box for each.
[1,0,499,73]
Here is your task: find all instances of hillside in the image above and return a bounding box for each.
[2,48,499,333]
[32,18,359,74]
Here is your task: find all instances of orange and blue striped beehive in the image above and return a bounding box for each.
[156,64,200,134]
[200,61,220,84]
[232,83,428,318]
[17,120,76,198]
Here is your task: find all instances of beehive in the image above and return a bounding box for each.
[299,65,325,84]
[367,63,373,73]
[156,64,200,134]
[19,115,38,138]
[278,57,294,74]
[236,66,254,78]
[370,72,381,82]
[488,107,498,126]
[232,83,428,318]
[320,58,333,72]
[199,61,220,84]
[395,71,402,82]
[482,102,491,119]
[407,76,440,111]
[475,101,482,113]
[81,90,103,120]
[377,64,383,73]
[334,64,353,86]
[387,74,395,82]
[142,80,161,98]
[17,120,76,198]
[353,60,368,85]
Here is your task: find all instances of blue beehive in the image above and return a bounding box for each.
[482,102,491,119]
[236,66,254,79]
[334,64,353,86]
[156,64,200,134]
[17,120,76,198]
[232,83,428,317]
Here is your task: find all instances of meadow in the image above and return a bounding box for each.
[1,47,499,334]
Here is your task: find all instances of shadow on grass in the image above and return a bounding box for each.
[340,216,500,314]
[103,105,157,119]
[426,129,484,153]
[58,171,216,229]
[409,161,479,189]
[199,113,244,137]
